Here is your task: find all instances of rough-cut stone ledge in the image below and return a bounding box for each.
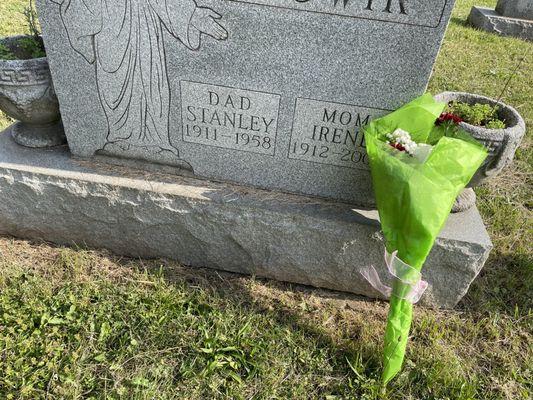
[0,128,492,308]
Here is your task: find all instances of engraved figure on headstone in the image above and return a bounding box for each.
[50,0,228,157]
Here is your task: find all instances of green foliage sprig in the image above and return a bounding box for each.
[0,43,16,60]
[22,0,45,58]
[0,1,45,60]
[24,0,41,39]
[447,101,506,129]
[18,36,45,58]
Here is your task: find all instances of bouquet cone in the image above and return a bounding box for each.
[362,94,488,384]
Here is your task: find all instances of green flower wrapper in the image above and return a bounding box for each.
[363,94,488,384]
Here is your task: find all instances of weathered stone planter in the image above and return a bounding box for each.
[435,91,526,212]
[0,35,65,148]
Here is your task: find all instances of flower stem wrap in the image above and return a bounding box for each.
[363,94,488,384]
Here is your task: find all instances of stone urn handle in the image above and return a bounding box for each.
[465,109,526,187]
[484,134,520,178]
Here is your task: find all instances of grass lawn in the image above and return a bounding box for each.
[0,0,532,399]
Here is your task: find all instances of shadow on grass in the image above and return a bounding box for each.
[1,236,389,397]
[148,259,385,363]
[111,256,389,397]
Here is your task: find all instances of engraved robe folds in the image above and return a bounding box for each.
[52,0,203,154]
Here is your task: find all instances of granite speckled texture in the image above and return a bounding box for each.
[36,0,457,206]
[0,129,492,308]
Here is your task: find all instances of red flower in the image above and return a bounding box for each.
[389,142,406,152]
[437,112,463,125]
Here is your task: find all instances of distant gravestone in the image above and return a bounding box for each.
[496,0,533,20]
[469,0,533,41]
[37,0,456,206]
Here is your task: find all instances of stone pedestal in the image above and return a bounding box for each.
[469,0,533,41]
[0,127,492,308]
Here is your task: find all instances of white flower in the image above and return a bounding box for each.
[388,129,418,156]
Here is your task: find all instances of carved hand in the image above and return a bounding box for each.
[191,7,228,41]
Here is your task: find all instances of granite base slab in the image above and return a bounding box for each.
[469,7,533,41]
[0,127,492,308]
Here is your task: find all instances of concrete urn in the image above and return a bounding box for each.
[0,35,65,148]
[435,92,526,212]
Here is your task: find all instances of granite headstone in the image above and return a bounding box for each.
[37,0,457,205]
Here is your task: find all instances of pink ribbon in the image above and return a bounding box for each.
[360,250,428,304]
